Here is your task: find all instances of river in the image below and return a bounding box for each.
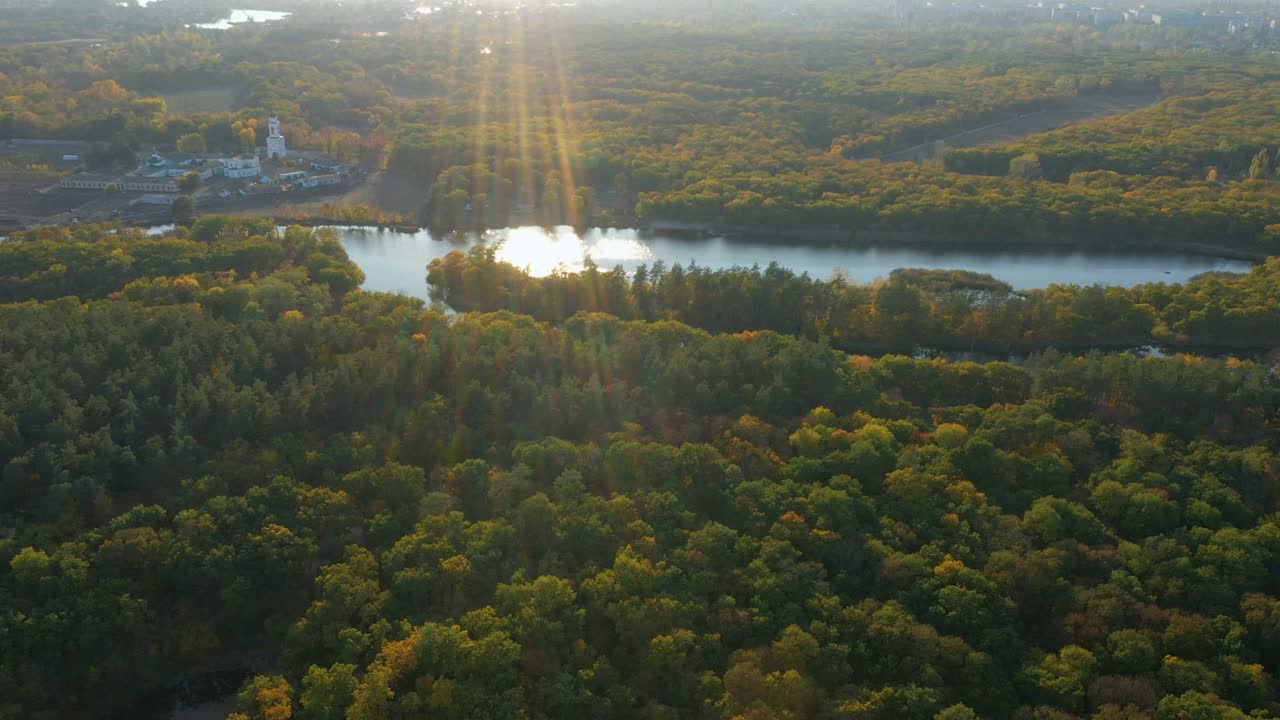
[324,225,1253,300]
[189,9,291,29]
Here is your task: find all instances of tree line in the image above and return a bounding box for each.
[426,248,1280,353]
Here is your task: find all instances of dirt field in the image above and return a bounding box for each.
[0,140,104,223]
[0,169,80,230]
[225,171,427,219]
[880,92,1162,163]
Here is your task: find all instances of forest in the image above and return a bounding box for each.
[425,248,1280,353]
[943,85,1280,181]
[3,9,1280,249]
[1,219,1279,720]
[4,5,1280,720]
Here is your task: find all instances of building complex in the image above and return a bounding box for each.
[58,113,347,197]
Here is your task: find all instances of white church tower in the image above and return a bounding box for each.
[266,113,287,159]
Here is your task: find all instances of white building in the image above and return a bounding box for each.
[60,174,179,192]
[120,178,180,192]
[266,114,287,159]
[61,174,115,190]
[300,173,342,188]
[223,154,262,179]
[142,153,216,180]
[165,166,215,180]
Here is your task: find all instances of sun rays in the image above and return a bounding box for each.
[443,6,589,227]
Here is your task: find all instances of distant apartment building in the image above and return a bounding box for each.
[1051,4,1089,22]
[1024,5,1053,21]
[1152,12,1230,29]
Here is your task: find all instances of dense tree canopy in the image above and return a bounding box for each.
[0,219,1279,720]
[4,4,1280,720]
[427,247,1280,353]
[3,10,1280,249]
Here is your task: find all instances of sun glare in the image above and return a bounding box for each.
[488,226,655,276]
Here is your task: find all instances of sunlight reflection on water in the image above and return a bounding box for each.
[487,226,654,276]
[148,222,1254,301]
[190,9,291,29]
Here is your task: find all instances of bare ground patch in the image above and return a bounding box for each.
[880,92,1162,163]
[218,171,428,220]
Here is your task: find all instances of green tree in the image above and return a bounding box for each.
[936,705,980,720]
[178,172,202,194]
[299,664,358,720]
[1008,153,1045,180]
[1031,646,1098,711]
[235,674,294,720]
[177,132,208,155]
[1155,691,1249,720]
[1105,630,1158,674]
[1248,149,1271,180]
[172,194,197,224]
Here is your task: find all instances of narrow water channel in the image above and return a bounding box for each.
[142,222,1255,299]
[325,225,1254,300]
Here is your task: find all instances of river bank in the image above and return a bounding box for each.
[137,207,1272,264]
[641,220,1272,262]
[849,340,1277,363]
